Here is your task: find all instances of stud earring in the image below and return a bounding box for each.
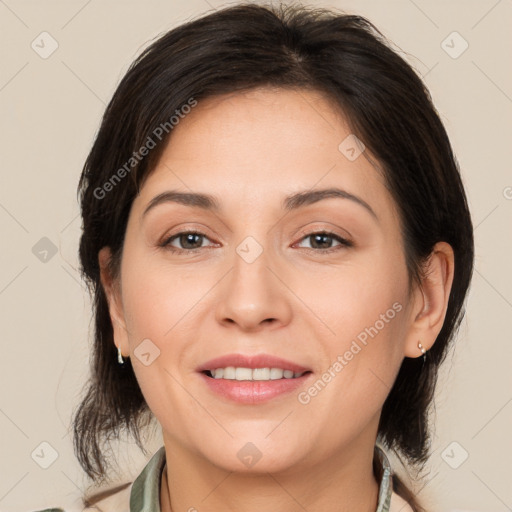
[418,341,427,363]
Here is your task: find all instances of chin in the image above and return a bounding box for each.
[198,436,307,475]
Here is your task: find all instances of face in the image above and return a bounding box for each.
[104,87,421,474]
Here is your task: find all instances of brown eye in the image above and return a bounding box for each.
[309,233,336,249]
[296,231,352,252]
[162,231,211,252]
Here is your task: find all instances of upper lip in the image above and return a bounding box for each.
[196,353,311,373]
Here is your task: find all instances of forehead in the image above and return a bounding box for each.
[133,87,395,221]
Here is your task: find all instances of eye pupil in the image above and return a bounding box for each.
[311,233,332,249]
[181,233,202,249]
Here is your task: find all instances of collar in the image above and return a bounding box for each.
[129,444,393,512]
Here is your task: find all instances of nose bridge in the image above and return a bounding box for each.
[214,234,292,330]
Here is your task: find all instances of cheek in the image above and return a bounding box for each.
[309,253,408,343]
[306,247,410,388]
[294,267,409,432]
[118,250,209,423]
[121,250,207,345]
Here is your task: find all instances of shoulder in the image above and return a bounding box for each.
[389,489,414,512]
[82,482,132,512]
[29,446,165,512]
[31,482,132,512]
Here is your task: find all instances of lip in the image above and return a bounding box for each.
[196,353,313,404]
[196,353,311,373]
[198,371,313,404]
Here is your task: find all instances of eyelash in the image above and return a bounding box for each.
[160,229,353,255]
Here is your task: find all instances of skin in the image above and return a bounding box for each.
[99,87,454,512]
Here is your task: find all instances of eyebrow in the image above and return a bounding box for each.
[142,187,377,220]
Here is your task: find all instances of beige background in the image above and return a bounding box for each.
[0,0,511,510]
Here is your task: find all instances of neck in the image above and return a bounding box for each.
[160,436,381,512]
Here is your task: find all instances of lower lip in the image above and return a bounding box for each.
[199,372,312,404]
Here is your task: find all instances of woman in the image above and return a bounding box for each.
[34,2,474,511]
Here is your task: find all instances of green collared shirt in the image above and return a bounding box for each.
[131,445,391,511]
[35,445,408,512]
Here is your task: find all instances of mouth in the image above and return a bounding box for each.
[202,368,312,380]
[196,353,311,375]
[196,353,313,404]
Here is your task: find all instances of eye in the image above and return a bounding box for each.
[160,229,352,255]
[161,231,215,253]
[294,231,353,252]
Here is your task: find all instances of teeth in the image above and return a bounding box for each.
[213,368,224,379]
[235,367,253,380]
[269,368,284,379]
[223,367,235,379]
[210,367,305,381]
[253,367,270,380]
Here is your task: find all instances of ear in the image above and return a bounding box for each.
[404,241,455,358]
[98,246,129,357]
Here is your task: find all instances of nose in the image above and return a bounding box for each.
[214,242,293,332]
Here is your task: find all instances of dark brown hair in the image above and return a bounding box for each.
[73,3,474,510]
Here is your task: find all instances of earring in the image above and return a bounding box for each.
[117,345,124,365]
[418,341,427,363]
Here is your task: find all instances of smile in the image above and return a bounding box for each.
[196,353,313,403]
[205,367,308,380]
